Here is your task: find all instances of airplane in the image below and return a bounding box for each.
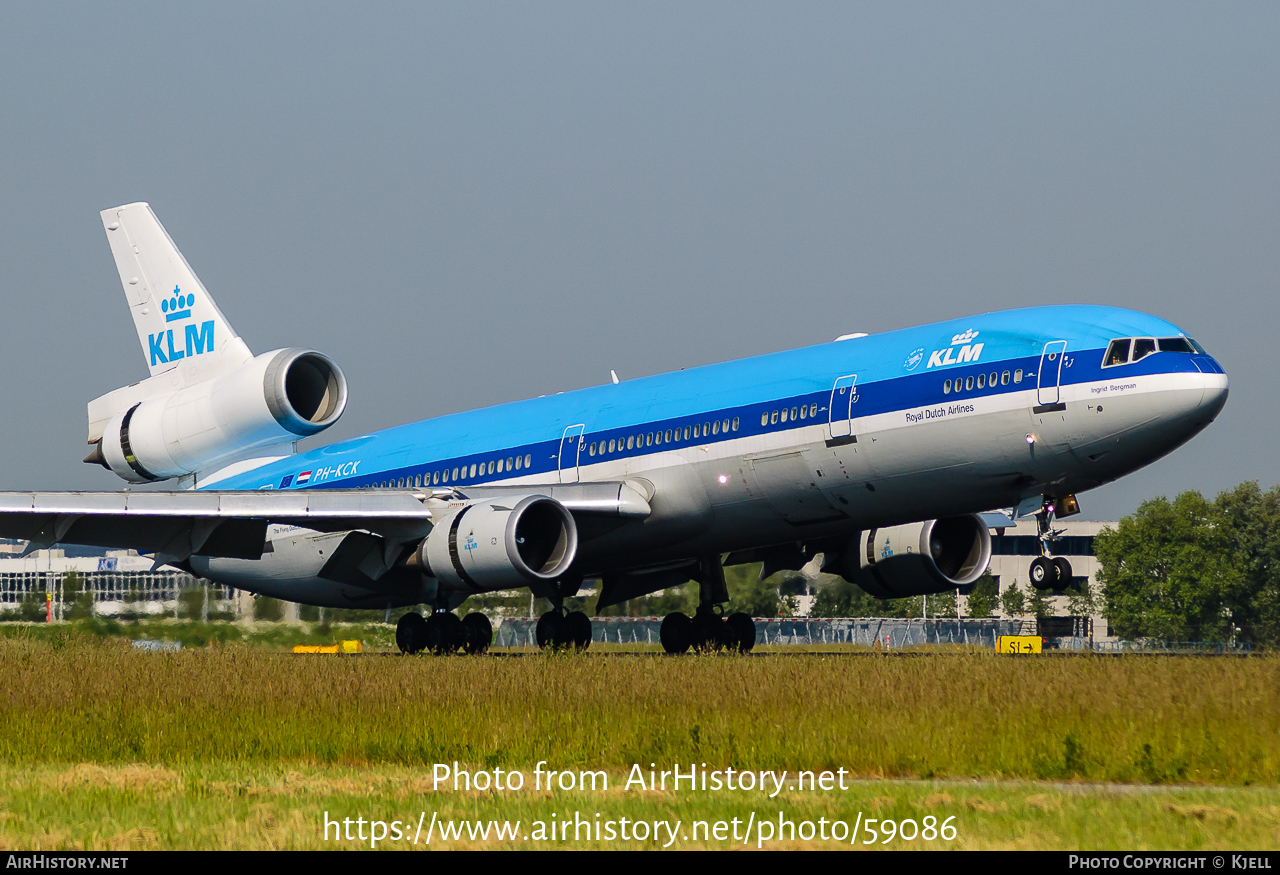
[0,203,1229,654]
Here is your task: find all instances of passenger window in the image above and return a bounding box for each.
[627,436,634,450]
[760,413,768,427]
[1159,337,1194,353]
[722,419,730,432]
[588,443,596,457]
[398,478,404,488]
[732,417,739,431]
[694,424,702,438]
[469,464,477,478]
[1104,339,1131,367]
[646,433,653,447]
[433,471,440,485]
[809,404,817,418]
[1013,369,1023,383]
[684,426,691,440]
[524,454,532,468]
[713,420,721,435]
[989,372,997,387]
[704,422,711,435]
[453,467,460,480]
[780,408,788,423]
[415,475,422,487]
[608,439,616,453]
[514,457,522,471]
[976,373,986,389]
[770,411,778,425]
[798,406,807,420]
[1001,371,1010,385]
[665,429,672,442]
[965,375,974,391]
[943,379,951,395]
[790,407,798,421]
[488,461,495,475]
[506,457,514,470]
[1132,338,1156,361]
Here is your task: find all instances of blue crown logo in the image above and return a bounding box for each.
[161,286,195,322]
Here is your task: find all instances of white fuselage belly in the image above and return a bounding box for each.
[194,370,1225,608]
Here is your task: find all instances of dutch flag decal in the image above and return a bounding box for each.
[297,471,312,485]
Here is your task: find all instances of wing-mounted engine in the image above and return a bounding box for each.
[87,348,347,483]
[416,494,578,592]
[826,514,992,598]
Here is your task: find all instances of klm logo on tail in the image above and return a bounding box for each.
[148,285,214,366]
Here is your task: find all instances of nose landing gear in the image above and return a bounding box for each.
[1028,497,1074,591]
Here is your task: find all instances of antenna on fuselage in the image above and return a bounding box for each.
[610,369,620,384]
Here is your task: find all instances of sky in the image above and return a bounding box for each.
[0,3,1276,520]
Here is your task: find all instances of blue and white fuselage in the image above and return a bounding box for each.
[200,303,1225,601]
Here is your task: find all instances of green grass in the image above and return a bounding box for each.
[1,635,1276,849]
[2,764,1278,850]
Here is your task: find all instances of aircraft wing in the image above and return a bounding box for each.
[0,482,651,563]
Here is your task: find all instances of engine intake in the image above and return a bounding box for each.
[840,515,992,599]
[419,495,578,592]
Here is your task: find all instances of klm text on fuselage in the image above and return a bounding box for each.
[149,322,215,366]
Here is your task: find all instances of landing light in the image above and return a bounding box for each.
[717,474,729,484]
[1025,434,1036,445]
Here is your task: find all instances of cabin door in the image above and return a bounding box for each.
[558,424,585,483]
[827,374,858,442]
[1035,340,1068,410]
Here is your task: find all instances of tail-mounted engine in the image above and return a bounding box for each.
[87,348,347,483]
[828,514,992,598]
[418,495,578,592]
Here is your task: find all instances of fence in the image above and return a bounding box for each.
[0,569,238,619]
[493,616,1023,648]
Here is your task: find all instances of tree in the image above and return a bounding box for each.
[62,570,94,620]
[1000,579,1026,617]
[1214,481,1280,647]
[1094,491,1249,642]
[1027,584,1053,620]
[965,573,999,618]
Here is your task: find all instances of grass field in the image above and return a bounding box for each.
[0,631,1276,849]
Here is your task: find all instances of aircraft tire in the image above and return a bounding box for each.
[660,612,692,654]
[565,610,592,651]
[461,612,493,655]
[1029,557,1055,590]
[426,611,464,655]
[725,612,756,653]
[1053,557,1073,591]
[396,611,429,655]
[691,608,725,652]
[536,610,568,650]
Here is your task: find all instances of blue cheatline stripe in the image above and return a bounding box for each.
[210,304,1207,492]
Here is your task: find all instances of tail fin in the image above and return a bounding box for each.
[101,203,251,379]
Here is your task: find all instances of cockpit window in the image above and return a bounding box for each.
[1158,337,1194,353]
[1132,338,1157,362]
[1104,339,1131,367]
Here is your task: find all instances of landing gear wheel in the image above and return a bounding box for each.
[536,610,568,650]
[692,608,726,652]
[725,612,756,653]
[1029,556,1055,591]
[461,612,492,655]
[396,612,428,654]
[1053,557,1073,591]
[660,612,692,654]
[565,611,592,651]
[426,611,464,654]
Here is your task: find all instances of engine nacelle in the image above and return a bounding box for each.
[838,515,992,598]
[94,348,347,483]
[419,495,578,592]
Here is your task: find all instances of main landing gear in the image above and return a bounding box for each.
[535,574,593,651]
[1028,497,1072,592]
[658,555,756,655]
[396,604,492,656]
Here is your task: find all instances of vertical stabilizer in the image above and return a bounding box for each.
[101,203,252,380]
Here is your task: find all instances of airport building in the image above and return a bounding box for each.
[0,519,1115,636]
